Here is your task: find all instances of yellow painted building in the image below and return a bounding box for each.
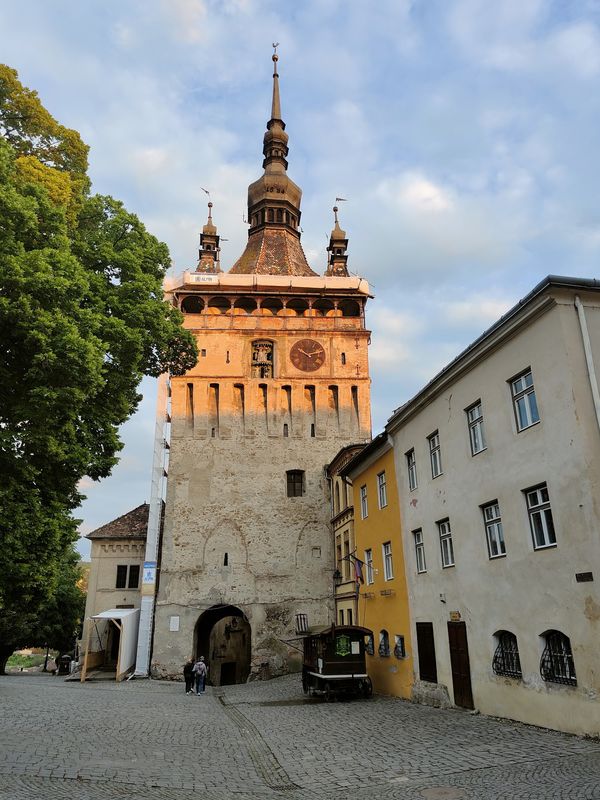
[343,433,413,698]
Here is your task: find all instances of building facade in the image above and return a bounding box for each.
[326,444,364,626]
[151,54,372,682]
[342,434,413,699]
[387,276,600,736]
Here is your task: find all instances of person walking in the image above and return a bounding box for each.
[193,656,207,695]
[183,657,194,694]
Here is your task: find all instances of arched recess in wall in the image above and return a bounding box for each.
[201,520,249,569]
[194,605,251,686]
[181,295,205,314]
[287,298,309,316]
[312,298,335,317]
[206,296,231,314]
[233,296,257,315]
[339,299,361,317]
[294,519,325,568]
[260,297,284,315]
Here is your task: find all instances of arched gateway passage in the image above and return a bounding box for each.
[194,605,251,686]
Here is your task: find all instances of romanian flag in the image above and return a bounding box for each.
[354,557,364,585]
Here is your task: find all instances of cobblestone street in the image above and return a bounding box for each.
[1,672,599,800]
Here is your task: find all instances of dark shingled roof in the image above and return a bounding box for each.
[229,228,317,276]
[87,503,149,540]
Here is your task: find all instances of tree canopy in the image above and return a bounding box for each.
[0,65,197,667]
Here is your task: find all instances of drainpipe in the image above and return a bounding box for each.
[574,295,600,436]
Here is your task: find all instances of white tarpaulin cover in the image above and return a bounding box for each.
[83,608,140,681]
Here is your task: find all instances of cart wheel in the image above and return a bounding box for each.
[324,682,333,702]
[302,672,309,695]
[362,677,373,699]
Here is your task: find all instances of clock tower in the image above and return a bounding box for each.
[150,53,372,682]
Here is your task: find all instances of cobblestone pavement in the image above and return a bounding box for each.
[1,672,599,799]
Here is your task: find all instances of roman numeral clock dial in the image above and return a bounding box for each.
[290,339,326,372]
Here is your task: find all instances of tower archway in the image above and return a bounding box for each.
[194,605,251,686]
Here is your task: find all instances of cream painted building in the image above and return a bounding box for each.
[150,54,372,683]
[82,504,148,676]
[387,276,600,736]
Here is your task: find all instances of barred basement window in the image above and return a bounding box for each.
[394,635,406,659]
[492,631,522,678]
[378,629,390,657]
[540,630,577,686]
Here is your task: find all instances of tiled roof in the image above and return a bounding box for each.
[229,228,317,276]
[87,503,149,540]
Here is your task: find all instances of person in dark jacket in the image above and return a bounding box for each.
[183,658,194,694]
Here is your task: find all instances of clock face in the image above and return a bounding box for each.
[290,339,326,372]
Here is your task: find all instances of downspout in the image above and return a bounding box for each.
[574,295,600,436]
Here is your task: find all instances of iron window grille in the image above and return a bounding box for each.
[466,401,486,455]
[492,631,522,678]
[406,449,418,491]
[378,630,390,657]
[511,369,540,431]
[540,630,577,686]
[394,635,406,659]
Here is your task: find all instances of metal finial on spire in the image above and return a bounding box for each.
[333,206,339,224]
[271,44,281,119]
[207,201,213,221]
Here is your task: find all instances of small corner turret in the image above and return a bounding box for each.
[196,201,221,273]
[325,205,349,277]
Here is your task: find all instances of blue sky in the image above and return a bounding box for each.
[2,0,599,559]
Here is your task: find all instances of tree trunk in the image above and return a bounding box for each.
[0,646,14,675]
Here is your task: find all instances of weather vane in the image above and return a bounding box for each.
[272,42,279,55]
[200,187,211,201]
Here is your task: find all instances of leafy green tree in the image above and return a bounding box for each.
[0,66,197,667]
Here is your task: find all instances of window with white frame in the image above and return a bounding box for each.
[116,564,140,589]
[406,448,417,490]
[360,484,368,519]
[525,484,556,549]
[364,549,374,584]
[437,519,454,567]
[466,401,486,455]
[413,529,426,573]
[428,431,442,478]
[482,501,506,558]
[377,471,388,509]
[511,369,540,431]
[382,541,394,580]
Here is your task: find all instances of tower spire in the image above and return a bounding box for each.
[271,43,281,120]
[229,48,316,276]
[196,201,221,273]
[325,205,350,277]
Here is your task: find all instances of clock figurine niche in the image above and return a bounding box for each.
[290,339,326,372]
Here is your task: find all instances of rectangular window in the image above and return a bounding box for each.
[128,564,140,589]
[116,565,127,589]
[482,501,506,558]
[347,608,353,625]
[413,529,427,573]
[286,470,305,497]
[437,519,455,567]
[406,449,417,491]
[466,401,486,455]
[377,471,388,509]
[360,485,368,519]
[339,609,344,625]
[525,483,556,549]
[365,549,374,584]
[511,369,540,431]
[394,635,406,659]
[428,431,442,478]
[116,564,139,589]
[383,541,394,580]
